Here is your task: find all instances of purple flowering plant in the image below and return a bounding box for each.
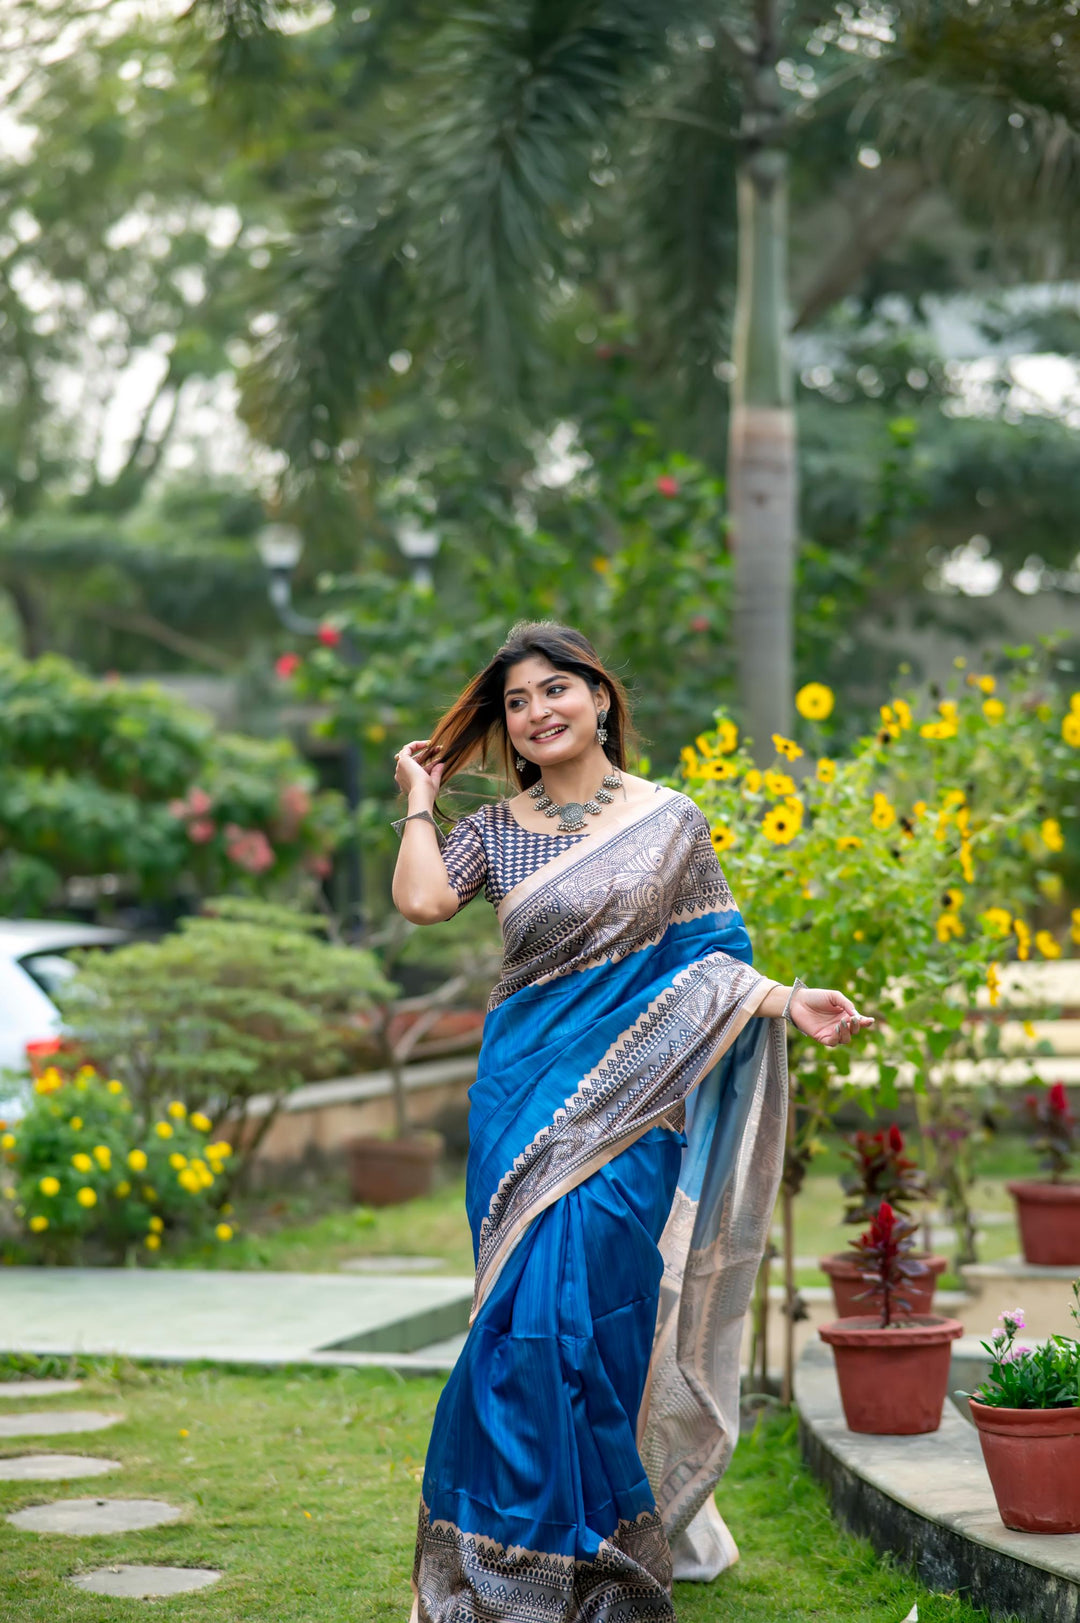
[970,1285,1080,1409]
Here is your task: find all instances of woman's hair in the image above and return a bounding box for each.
[423,621,634,796]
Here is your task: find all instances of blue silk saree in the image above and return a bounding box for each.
[411,788,788,1622]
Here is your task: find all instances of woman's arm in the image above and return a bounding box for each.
[390,740,460,925]
[758,982,874,1049]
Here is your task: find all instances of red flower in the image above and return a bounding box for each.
[276,783,312,839]
[888,1124,904,1154]
[187,818,216,845]
[225,827,276,874]
[275,652,302,680]
[187,787,212,817]
[317,624,342,649]
[655,475,680,498]
[689,615,709,634]
[1049,1082,1071,1120]
[870,1199,896,1247]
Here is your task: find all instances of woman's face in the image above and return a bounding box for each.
[503,656,607,769]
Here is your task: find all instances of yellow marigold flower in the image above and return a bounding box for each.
[763,770,795,798]
[853,929,865,942]
[189,1112,211,1133]
[1014,919,1031,961]
[744,769,763,794]
[939,700,958,720]
[70,1117,83,1131]
[155,1121,174,1140]
[215,1223,234,1242]
[942,888,964,911]
[1062,712,1080,748]
[981,907,1012,937]
[145,1233,161,1250]
[115,1181,131,1197]
[911,800,927,820]
[92,1145,111,1169]
[893,698,912,730]
[761,805,801,845]
[169,1153,188,1171]
[0,1132,14,1150]
[1035,930,1062,960]
[39,1176,60,1197]
[716,719,738,754]
[167,1100,187,1120]
[772,733,803,761]
[127,1149,148,1172]
[680,746,702,778]
[142,1184,158,1202]
[920,720,957,740]
[76,1186,97,1208]
[1042,818,1065,853]
[871,793,896,832]
[591,555,610,575]
[795,683,835,721]
[982,698,1005,723]
[960,841,975,884]
[208,1141,232,1159]
[1072,908,1080,946]
[969,674,996,694]
[837,836,862,851]
[178,1168,201,1194]
[816,758,836,784]
[71,1152,93,1173]
[700,759,738,781]
[149,1215,164,1233]
[694,732,716,758]
[29,1214,49,1233]
[190,1158,208,1176]
[935,913,964,943]
[107,1079,125,1095]
[987,964,1001,1009]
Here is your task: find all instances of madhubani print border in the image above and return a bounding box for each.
[473,952,764,1315]
[491,797,734,1009]
[413,1500,675,1623]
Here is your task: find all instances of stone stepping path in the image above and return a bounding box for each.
[8,1497,183,1536]
[339,1254,443,1272]
[68,1566,222,1598]
[0,1454,121,1482]
[0,1410,123,1439]
[0,1379,83,1398]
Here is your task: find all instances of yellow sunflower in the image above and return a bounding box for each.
[710,823,737,854]
[771,733,803,762]
[815,758,836,784]
[761,806,801,846]
[794,683,834,721]
[763,770,795,798]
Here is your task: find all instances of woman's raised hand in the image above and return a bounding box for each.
[394,740,444,801]
[790,987,874,1049]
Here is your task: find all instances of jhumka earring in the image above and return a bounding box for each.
[596,708,609,747]
[515,754,527,771]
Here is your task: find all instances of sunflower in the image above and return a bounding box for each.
[836,836,863,851]
[700,759,739,781]
[710,823,737,854]
[1035,930,1062,960]
[941,887,964,912]
[1042,818,1065,853]
[870,793,896,832]
[935,913,964,943]
[981,907,1012,937]
[982,698,1005,723]
[771,733,803,761]
[761,805,801,845]
[815,758,836,784]
[716,719,739,754]
[1064,712,1080,748]
[744,769,763,794]
[794,683,834,721]
[763,770,796,798]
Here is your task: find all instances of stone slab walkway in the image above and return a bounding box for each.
[0,1266,474,1368]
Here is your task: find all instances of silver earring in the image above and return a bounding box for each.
[596,708,609,747]
[515,754,527,772]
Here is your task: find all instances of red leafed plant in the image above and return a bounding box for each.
[1022,1082,1075,1184]
[840,1124,929,1227]
[850,1199,927,1327]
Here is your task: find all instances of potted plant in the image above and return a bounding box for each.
[820,1126,945,1316]
[967,1287,1080,1533]
[819,1200,963,1434]
[1008,1082,1080,1266]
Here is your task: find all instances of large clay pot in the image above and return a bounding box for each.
[819,1251,947,1318]
[818,1315,964,1435]
[1007,1181,1080,1266]
[970,1400,1080,1533]
[346,1132,443,1207]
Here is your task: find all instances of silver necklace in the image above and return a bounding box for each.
[527,769,623,832]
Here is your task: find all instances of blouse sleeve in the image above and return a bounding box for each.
[441,810,488,908]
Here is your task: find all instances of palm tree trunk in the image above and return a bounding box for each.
[728,11,797,756]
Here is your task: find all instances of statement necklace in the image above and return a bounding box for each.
[527,769,623,832]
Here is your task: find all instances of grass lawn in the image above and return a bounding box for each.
[0,1358,995,1623]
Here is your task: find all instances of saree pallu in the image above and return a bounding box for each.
[412,790,788,1622]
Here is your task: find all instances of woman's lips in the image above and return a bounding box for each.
[531,724,568,741]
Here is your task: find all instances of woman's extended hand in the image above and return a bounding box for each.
[789,987,874,1049]
[394,739,444,801]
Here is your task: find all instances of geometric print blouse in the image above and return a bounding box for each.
[440,800,586,909]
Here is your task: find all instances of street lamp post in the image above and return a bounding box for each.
[255,523,364,931]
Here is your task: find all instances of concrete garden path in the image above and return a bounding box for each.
[0,1265,472,1371]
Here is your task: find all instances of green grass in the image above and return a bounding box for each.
[0,1360,994,1623]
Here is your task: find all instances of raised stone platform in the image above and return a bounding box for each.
[961,1259,1080,1340]
[797,1339,1080,1623]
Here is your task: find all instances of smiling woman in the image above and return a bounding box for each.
[389,622,871,1623]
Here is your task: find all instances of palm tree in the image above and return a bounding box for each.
[191,0,1080,749]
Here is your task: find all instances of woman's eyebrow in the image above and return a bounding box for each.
[504,672,572,697]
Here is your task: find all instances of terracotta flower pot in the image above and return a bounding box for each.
[346,1132,444,1207]
[1007,1181,1080,1266]
[970,1400,1080,1533]
[818,1314,964,1434]
[819,1251,947,1318]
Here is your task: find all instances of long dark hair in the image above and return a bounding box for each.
[423,622,634,795]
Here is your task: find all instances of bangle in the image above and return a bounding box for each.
[782,978,806,1024]
[391,808,446,850]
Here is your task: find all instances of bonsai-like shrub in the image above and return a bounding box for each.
[0,1065,234,1263]
[971,1290,1080,1409]
[1021,1082,1075,1184]
[840,1124,929,1228]
[850,1199,927,1328]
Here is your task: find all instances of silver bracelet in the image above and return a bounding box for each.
[782,978,806,1024]
[390,808,446,850]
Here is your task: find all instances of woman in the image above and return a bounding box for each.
[392,623,871,1623]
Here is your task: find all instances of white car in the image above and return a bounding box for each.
[0,920,127,1121]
